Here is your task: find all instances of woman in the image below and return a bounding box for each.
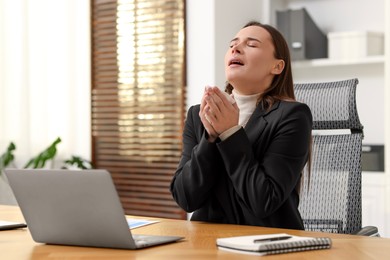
[170,21,312,230]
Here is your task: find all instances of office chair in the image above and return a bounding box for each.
[294,78,379,236]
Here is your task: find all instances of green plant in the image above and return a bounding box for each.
[0,137,93,174]
[0,142,16,171]
[24,137,62,168]
[62,155,93,170]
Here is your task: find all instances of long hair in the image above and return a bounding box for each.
[225,21,295,110]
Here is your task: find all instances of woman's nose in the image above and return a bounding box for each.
[231,43,242,54]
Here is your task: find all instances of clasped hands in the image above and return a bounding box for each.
[199,86,239,142]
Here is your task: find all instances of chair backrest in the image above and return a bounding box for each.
[294,78,363,234]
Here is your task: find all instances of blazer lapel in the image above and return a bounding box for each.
[244,101,280,145]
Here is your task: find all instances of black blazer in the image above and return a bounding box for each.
[170,100,312,230]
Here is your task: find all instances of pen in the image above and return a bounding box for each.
[253,235,292,243]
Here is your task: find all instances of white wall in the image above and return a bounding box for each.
[185,0,215,108]
[186,0,262,108]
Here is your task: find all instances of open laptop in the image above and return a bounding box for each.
[4,169,183,249]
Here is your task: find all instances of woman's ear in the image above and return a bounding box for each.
[271,60,285,75]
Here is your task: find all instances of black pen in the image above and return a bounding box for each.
[253,235,292,243]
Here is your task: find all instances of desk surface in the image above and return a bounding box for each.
[0,205,389,259]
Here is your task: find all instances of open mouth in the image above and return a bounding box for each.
[229,58,244,66]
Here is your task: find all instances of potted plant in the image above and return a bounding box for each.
[0,137,93,205]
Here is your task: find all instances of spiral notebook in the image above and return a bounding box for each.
[216,233,331,256]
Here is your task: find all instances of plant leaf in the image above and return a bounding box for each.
[24,137,62,169]
[0,142,16,172]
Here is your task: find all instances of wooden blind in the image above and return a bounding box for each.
[91,0,186,219]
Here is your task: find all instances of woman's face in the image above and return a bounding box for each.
[224,25,283,95]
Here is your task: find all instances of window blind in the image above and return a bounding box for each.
[91,0,186,219]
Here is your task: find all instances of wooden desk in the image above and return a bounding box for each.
[0,205,388,259]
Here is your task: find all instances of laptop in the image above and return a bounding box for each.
[4,169,183,249]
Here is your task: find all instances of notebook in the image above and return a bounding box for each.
[5,169,183,249]
[216,233,331,256]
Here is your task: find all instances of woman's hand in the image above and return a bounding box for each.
[199,86,239,142]
[200,87,218,142]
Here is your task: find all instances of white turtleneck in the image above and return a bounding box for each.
[219,89,261,141]
[233,89,261,127]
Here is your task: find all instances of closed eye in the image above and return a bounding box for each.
[247,40,260,47]
[229,37,261,48]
